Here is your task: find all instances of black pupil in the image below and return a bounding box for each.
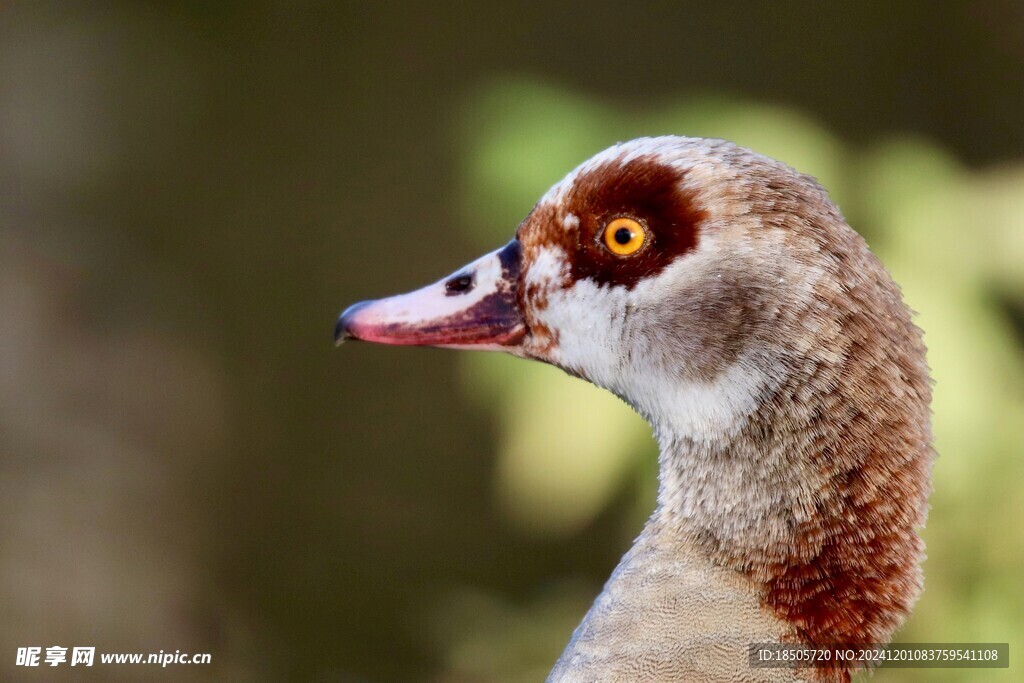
[614,226,634,245]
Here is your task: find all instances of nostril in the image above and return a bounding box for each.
[445,272,475,296]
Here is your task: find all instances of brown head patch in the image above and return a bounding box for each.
[519,155,706,291]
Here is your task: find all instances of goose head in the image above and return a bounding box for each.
[336,136,933,679]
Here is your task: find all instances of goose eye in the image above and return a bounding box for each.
[602,217,646,256]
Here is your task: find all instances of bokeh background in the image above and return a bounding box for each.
[2,2,1023,681]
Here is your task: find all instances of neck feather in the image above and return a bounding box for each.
[652,253,933,679]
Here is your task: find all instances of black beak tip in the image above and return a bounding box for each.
[334,316,351,346]
[335,300,374,346]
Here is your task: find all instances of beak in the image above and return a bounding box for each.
[335,240,525,350]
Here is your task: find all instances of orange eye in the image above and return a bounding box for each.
[602,217,646,256]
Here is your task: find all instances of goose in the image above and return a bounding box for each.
[335,136,933,682]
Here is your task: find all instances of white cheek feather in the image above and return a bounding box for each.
[562,212,580,231]
[537,257,780,446]
[537,278,630,388]
[624,257,784,444]
[543,280,771,443]
[628,357,773,445]
[523,245,569,289]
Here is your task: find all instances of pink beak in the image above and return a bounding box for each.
[335,240,526,350]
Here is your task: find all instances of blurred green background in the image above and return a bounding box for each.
[1,3,1022,682]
